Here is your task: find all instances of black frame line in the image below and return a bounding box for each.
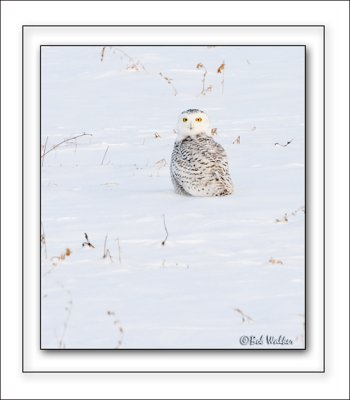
[11,0,349,1]
[7,0,342,1]
[24,24,326,27]
[22,24,325,373]
[42,44,307,47]
[322,23,326,375]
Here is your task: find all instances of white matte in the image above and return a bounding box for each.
[23,25,323,372]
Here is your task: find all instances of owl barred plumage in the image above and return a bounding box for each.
[170,109,234,197]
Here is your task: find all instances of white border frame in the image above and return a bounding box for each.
[2,0,349,398]
[23,25,324,372]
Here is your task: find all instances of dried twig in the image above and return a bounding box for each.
[155,158,167,169]
[41,136,48,167]
[57,282,73,349]
[107,310,124,348]
[217,61,225,95]
[291,206,305,216]
[275,206,305,223]
[233,136,241,144]
[101,46,148,72]
[101,145,110,166]
[159,72,178,96]
[103,234,108,257]
[41,220,47,260]
[269,257,283,265]
[82,233,95,248]
[102,234,114,262]
[274,139,294,147]
[100,46,105,62]
[161,214,168,246]
[43,248,71,277]
[116,47,148,72]
[196,62,207,94]
[41,133,92,159]
[46,248,71,274]
[101,47,183,98]
[234,308,254,323]
[196,63,212,95]
[275,213,288,223]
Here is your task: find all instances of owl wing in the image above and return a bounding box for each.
[171,136,233,196]
[196,138,233,187]
[170,141,192,195]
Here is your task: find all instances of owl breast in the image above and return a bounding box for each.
[170,135,234,197]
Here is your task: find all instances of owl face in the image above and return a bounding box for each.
[176,109,211,141]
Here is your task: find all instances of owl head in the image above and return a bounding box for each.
[176,109,211,141]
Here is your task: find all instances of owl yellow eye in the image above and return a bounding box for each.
[195,117,203,122]
[182,117,188,122]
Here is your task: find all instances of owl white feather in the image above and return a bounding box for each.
[170,109,234,197]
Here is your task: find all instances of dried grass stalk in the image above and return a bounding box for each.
[217,61,225,95]
[159,72,178,96]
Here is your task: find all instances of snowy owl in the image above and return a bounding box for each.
[170,109,234,197]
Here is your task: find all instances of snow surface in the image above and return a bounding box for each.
[41,46,305,349]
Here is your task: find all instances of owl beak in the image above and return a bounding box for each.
[189,123,193,130]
